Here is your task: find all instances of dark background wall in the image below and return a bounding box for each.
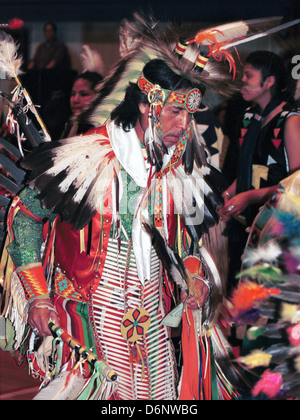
[0,0,299,23]
[1,0,299,94]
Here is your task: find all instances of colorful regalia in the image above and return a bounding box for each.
[229,170,300,400]
[0,13,297,400]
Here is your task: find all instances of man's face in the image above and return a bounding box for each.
[241,64,269,103]
[160,90,193,148]
[138,88,194,148]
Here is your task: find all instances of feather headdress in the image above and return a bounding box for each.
[86,14,235,127]
[86,14,294,128]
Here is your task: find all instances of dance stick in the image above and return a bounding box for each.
[48,321,118,382]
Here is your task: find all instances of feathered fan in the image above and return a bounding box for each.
[230,171,300,400]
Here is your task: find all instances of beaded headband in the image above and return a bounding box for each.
[137,73,202,114]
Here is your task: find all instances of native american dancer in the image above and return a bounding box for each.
[1,14,298,400]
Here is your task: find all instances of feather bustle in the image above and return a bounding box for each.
[22,133,119,229]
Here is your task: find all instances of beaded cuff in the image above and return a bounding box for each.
[15,263,49,301]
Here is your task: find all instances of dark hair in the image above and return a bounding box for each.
[76,71,103,91]
[245,51,287,97]
[111,59,200,131]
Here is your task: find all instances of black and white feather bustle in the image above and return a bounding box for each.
[21,133,120,231]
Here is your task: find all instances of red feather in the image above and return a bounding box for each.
[231,281,280,313]
[8,19,24,30]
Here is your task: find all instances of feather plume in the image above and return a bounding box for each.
[80,44,104,75]
[8,19,24,30]
[243,241,282,268]
[252,370,282,399]
[190,119,208,169]
[238,350,273,370]
[231,281,281,313]
[167,162,226,242]
[142,219,223,324]
[230,172,300,400]
[0,33,23,79]
[220,18,300,51]
[195,21,249,46]
[85,13,242,128]
[182,137,194,175]
[210,325,249,393]
[193,17,284,79]
[33,369,87,400]
[194,17,282,47]
[144,125,167,172]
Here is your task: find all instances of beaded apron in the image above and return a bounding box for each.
[88,237,178,400]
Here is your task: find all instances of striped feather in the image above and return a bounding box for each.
[195,17,282,47]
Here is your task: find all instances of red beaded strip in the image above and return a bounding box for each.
[16,264,49,301]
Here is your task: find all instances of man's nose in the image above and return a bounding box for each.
[177,111,190,131]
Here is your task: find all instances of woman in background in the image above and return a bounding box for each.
[61,71,103,138]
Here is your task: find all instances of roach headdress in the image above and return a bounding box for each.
[86,13,288,127]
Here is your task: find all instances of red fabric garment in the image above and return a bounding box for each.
[179,308,200,400]
[54,191,113,303]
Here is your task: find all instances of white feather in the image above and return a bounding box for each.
[221,18,300,51]
[199,21,249,45]
[243,241,282,267]
[0,34,23,79]
[80,44,104,75]
[33,369,87,400]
